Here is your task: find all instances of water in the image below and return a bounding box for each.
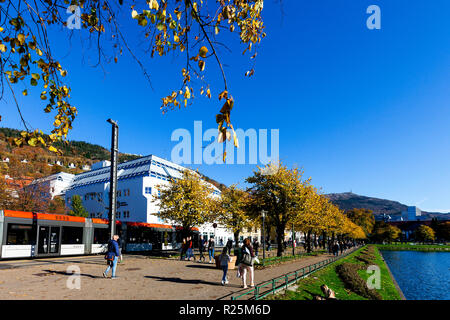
[380,250,450,300]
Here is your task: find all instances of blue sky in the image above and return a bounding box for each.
[1,0,449,212]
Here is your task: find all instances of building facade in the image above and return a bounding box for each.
[64,155,233,246]
[401,206,422,222]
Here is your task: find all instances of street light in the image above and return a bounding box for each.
[107,118,118,239]
[261,210,266,261]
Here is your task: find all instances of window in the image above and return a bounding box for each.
[61,227,83,244]
[6,224,37,245]
[93,228,109,244]
[145,187,152,194]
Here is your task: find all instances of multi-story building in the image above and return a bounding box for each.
[64,155,233,248]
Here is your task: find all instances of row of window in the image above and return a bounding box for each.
[6,224,84,245]
[117,211,130,219]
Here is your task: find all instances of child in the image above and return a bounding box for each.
[219,247,232,285]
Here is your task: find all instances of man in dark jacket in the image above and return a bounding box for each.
[198,235,206,262]
[103,235,121,279]
[226,239,233,255]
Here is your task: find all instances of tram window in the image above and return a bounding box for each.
[93,228,110,244]
[127,227,153,243]
[61,227,83,244]
[6,224,36,245]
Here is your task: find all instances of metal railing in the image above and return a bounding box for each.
[231,245,364,300]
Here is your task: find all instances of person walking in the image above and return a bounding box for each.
[180,238,187,260]
[103,234,121,279]
[239,238,255,288]
[219,247,233,285]
[333,242,339,256]
[253,239,260,257]
[117,236,123,263]
[186,236,195,261]
[208,236,215,264]
[226,239,233,255]
[198,235,206,262]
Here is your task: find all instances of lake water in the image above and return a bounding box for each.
[380,250,450,300]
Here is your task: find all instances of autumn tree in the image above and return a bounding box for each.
[48,196,66,214]
[371,221,401,243]
[68,194,88,217]
[217,184,252,249]
[246,162,311,257]
[346,208,375,238]
[13,182,48,212]
[414,225,435,243]
[0,0,265,156]
[153,169,215,238]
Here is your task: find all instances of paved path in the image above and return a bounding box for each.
[0,252,341,300]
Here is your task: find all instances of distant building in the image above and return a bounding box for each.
[27,172,75,200]
[401,206,422,222]
[82,164,91,171]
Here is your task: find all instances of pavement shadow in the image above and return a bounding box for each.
[144,275,226,286]
[184,264,219,270]
[41,269,103,279]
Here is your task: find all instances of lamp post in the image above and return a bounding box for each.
[261,210,266,261]
[292,222,295,256]
[107,118,118,239]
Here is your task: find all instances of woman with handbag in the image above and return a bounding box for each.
[103,234,121,279]
[239,238,255,288]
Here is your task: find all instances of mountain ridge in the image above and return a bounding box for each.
[325,192,449,220]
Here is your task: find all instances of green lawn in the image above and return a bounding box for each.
[266,245,402,300]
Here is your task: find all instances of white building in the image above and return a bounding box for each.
[64,155,233,245]
[28,172,75,200]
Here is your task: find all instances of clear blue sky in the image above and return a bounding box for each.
[1,0,449,212]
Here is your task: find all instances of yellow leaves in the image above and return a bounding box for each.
[199,46,208,58]
[198,59,205,71]
[0,44,7,52]
[131,10,138,19]
[17,33,25,45]
[48,145,58,153]
[184,86,191,99]
[149,0,159,11]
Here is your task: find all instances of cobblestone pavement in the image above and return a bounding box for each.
[0,252,338,300]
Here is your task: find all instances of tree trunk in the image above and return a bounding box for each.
[306,230,312,253]
[276,224,285,257]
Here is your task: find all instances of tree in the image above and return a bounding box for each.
[414,225,435,243]
[371,221,401,243]
[346,208,375,237]
[0,0,265,157]
[48,196,67,214]
[153,169,215,238]
[217,185,252,249]
[69,194,88,217]
[13,183,49,212]
[246,162,311,257]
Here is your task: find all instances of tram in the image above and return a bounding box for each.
[0,210,196,259]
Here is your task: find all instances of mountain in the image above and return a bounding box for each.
[325,192,449,220]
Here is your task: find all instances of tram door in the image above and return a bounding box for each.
[38,226,61,255]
